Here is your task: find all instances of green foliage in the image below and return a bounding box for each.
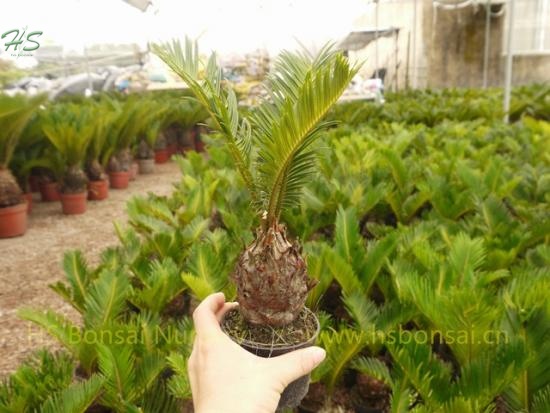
[152,39,358,224]
[0,94,45,168]
[3,86,550,411]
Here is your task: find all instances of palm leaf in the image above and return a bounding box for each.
[40,374,104,413]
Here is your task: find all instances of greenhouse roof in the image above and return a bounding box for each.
[339,28,399,51]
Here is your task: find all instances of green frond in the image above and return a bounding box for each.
[130,258,186,314]
[353,356,394,388]
[343,291,379,333]
[40,374,104,413]
[96,343,136,407]
[151,39,256,199]
[83,269,131,329]
[50,250,92,313]
[531,385,550,413]
[17,309,82,356]
[316,327,368,392]
[255,47,359,223]
[166,352,192,400]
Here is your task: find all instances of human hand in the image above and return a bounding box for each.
[188,292,326,413]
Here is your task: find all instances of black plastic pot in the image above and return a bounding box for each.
[222,308,320,412]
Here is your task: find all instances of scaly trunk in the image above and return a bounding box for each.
[0,168,23,208]
[137,139,154,160]
[108,148,132,172]
[62,166,88,194]
[154,132,167,150]
[86,159,106,182]
[232,220,317,326]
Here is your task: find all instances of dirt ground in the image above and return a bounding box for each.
[0,162,181,377]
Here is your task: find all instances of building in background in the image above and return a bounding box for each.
[342,0,550,90]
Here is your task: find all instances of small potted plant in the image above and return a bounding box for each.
[41,104,94,215]
[0,94,44,237]
[154,39,357,409]
[135,101,168,172]
[86,102,115,201]
[10,114,47,214]
[107,98,149,188]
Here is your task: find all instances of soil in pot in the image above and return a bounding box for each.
[155,149,170,164]
[39,181,61,202]
[88,179,109,201]
[222,307,320,411]
[0,202,27,238]
[60,192,87,215]
[109,171,130,189]
[138,158,155,174]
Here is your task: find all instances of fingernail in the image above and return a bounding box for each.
[310,347,326,365]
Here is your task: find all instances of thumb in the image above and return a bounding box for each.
[267,346,326,388]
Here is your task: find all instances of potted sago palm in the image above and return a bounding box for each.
[86,102,115,200]
[106,98,144,188]
[10,114,46,213]
[41,104,94,215]
[153,39,358,410]
[135,100,168,171]
[0,94,44,237]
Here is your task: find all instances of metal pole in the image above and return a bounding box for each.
[412,0,417,88]
[503,0,515,123]
[375,0,379,79]
[83,45,93,94]
[482,0,491,88]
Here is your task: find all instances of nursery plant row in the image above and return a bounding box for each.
[0,92,209,238]
[1,82,548,412]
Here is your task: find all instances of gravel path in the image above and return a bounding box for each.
[0,162,181,377]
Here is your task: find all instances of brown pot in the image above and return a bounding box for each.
[109,171,130,189]
[88,179,109,201]
[60,192,87,215]
[138,158,155,174]
[0,202,27,238]
[29,175,41,193]
[222,308,320,412]
[130,161,139,181]
[154,148,169,164]
[23,193,33,214]
[39,181,61,202]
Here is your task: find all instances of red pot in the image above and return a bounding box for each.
[60,192,87,215]
[130,162,138,181]
[109,171,130,189]
[195,138,206,153]
[88,179,109,201]
[39,181,61,202]
[0,202,27,238]
[29,175,41,193]
[23,193,33,214]
[155,149,169,164]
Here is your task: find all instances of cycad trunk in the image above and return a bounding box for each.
[86,160,105,181]
[62,166,88,194]
[232,222,316,326]
[0,168,23,207]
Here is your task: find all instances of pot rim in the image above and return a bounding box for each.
[222,307,320,351]
[0,201,27,214]
[60,191,87,198]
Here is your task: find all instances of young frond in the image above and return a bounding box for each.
[40,374,104,413]
[254,49,359,223]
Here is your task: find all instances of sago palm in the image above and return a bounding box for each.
[41,104,95,193]
[0,94,44,207]
[153,39,358,326]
